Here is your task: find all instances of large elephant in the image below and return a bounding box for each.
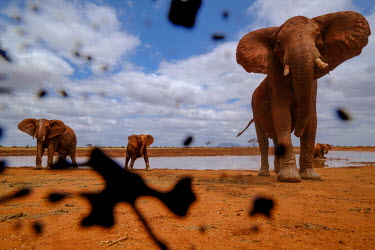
[18,118,77,169]
[236,11,370,182]
[314,143,332,158]
[125,134,154,171]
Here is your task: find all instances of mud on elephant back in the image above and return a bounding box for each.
[18,118,77,169]
[236,11,370,182]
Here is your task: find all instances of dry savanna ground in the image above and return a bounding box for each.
[0,147,374,249]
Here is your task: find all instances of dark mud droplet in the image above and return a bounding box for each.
[32,221,43,235]
[249,197,275,218]
[37,89,48,98]
[168,0,202,28]
[47,192,68,203]
[336,108,351,121]
[183,136,194,146]
[274,145,286,157]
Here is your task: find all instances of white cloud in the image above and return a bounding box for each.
[246,0,355,29]
[0,0,374,148]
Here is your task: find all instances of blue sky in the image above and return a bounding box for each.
[0,0,374,147]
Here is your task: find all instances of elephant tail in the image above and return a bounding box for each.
[236,118,254,137]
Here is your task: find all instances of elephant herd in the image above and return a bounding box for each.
[18,118,154,171]
[17,11,370,183]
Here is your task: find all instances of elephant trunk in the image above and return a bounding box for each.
[36,140,43,167]
[140,139,146,155]
[288,44,317,137]
[36,133,46,142]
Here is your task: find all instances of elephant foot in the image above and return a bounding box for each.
[277,168,301,183]
[274,166,280,174]
[300,168,321,180]
[34,167,42,170]
[258,168,270,176]
[146,168,151,171]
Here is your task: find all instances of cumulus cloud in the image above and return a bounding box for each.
[246,0,355,29]
[0,0,374,147]
[0,0,140,91]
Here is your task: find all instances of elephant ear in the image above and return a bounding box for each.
[313,11,371,79]
[236,27,279,74]
[325,144,332,150]
[128,135,140,148]
[18,118,37,137]
[145,135,154,148]
[48,120,67,138]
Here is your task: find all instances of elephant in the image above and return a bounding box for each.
[314,143,332,158]
[236,11,370,182]
[18,118,77,169]
[125,134,154,171]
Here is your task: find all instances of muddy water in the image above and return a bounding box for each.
[2,151,375,170]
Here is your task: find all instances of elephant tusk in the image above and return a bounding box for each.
[283,65,290,76]
[42,136,45,141]
[315,58,328,69]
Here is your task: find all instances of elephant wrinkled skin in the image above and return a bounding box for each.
[125,134,154,171]
[236,11,370,182]
[18,118,77,169]
[314,143,332,158]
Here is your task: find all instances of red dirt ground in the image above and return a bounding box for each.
[0,148,374,249]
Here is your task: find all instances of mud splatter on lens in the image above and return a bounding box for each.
[211,33,226,41]
[336,108,351,121]
[59,90,69,98]
[168,0,202,28]
[0,47,12,63]
[47,192,69,203]
[274,145,286,157]
[32,221,43,235]
[37,89,47,98]
[183,136,194,146]
[249,197,275,218]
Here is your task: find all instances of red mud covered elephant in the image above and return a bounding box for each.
[18,118,77,169]
[125,134,154,171]
[314,143,332,158]
[236,11,370,182]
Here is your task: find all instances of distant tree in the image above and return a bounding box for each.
[205,141,211,147]
[86,144,93,147]
[248,138,258,147]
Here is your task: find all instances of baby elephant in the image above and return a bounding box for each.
[18,118,77,169]
[125,134,154,170]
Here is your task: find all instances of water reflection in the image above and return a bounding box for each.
[313,159,327,168]
[3,151,375,170]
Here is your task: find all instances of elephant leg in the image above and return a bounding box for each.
[143,150,151,171]
[273,109,300,182]
[36,144,45,169]
[299,115,321,180]
[272,138,280,174]
[59,152,67,161]
[124,153,130,170]
[69,150,77,168]
[255,122,270,176]
[47,144,56,169]
[128,156,137,170]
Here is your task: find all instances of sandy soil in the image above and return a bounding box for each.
[0,148,374,249]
